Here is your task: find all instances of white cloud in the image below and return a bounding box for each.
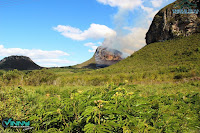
[97,0,143,10]
[84,42,99,53]
[34,59,77,67]
[141,5,158,19]
[84,42,95,47]
[0,45,75,67]
[97,42,102,45]
[0,45,69,59]
[102,27,148,54]
[122,27,148,49]
[54,23,116,41]
[151,0,163,7]
[96,0,157,55]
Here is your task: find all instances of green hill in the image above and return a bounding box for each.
[104,34,200,72]
[88,34,200,82]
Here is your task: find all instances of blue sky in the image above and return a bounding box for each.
[0,0,175,67]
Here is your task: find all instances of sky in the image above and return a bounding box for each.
[0,0,175,67]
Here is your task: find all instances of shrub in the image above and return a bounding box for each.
[25,69,57,86]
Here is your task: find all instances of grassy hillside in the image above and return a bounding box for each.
[93,33,200,81]
[103,33,200,72]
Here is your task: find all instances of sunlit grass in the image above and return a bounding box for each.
[0,82,199,132]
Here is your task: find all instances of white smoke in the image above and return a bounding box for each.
[102,9,148,56]
[98,0,161,56]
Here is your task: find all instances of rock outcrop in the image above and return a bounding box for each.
[146,0,200,44]
[0,56,42,70]
[75,46,124,69]
[95,46,123,68]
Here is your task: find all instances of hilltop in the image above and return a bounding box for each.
[0,56,42,70]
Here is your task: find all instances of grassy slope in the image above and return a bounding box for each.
[97,34,200,75]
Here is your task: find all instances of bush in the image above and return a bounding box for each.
[2,69,24,85]
[25,69,57,86]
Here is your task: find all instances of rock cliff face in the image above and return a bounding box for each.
[146,0,200,44]
[74,46,124,69]
[0,56,42,70]
[95,46,123,68]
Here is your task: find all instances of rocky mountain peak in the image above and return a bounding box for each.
[95,46,123,68]
[146,0,200,44]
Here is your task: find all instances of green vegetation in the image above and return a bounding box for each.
[0,34,200,132]
[0,82,200,132]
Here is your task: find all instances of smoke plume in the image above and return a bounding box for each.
[100,1,152,57]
